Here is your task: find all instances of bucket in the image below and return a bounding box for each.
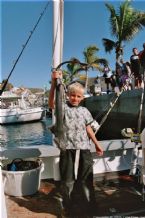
[2,159,44,196]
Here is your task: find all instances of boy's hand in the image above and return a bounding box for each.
[96,146,103,156]
[51,70,62,81]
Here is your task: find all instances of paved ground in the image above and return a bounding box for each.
[6,180,58,218]
[5,171,145,218]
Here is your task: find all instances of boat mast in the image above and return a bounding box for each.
[52,0,64,69]
[51,0,64,180]
[52,0,64,145]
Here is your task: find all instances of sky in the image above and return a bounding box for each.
[1,0,145,89]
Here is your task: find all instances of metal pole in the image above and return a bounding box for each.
[52,0,64,148]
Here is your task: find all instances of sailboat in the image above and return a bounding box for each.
[0,91,45,124]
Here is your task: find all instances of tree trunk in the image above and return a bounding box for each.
[85,70,88,91]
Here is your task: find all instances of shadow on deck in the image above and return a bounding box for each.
[6,170,145,218]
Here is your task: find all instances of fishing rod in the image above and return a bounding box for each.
[0,1,49,96]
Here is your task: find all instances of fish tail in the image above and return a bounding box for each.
[54,137,66,151]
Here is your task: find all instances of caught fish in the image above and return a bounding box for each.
[48,60,88,150]
[49,77,67,150]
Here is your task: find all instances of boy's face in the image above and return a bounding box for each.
[68,90,84,106]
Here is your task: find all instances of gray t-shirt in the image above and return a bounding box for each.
[63,102,94,150]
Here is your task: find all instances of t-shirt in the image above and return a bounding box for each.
[139,50,145,68]
[130,54,141,75]
[63,102,94,150]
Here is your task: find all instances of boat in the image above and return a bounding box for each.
[1,139,145,216]
[0,90,45,124]
[83,88,145,140]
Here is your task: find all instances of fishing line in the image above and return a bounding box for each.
[0,1,50,96]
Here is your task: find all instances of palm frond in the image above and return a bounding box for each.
[105,3,119,37]
[95,58,108,66]
[83,45,100,64]
[102,38,116,53]
[105,0,145,44]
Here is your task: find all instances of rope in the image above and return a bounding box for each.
[94,89,123,134]
[0,1,50,96]
[94,93,119,121]
[99,90,123,129]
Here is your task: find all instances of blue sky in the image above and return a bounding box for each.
[1,0,145,88]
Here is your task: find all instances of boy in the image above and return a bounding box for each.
[49,70,103,215]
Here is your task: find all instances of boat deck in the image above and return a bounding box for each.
[6,170,145,218]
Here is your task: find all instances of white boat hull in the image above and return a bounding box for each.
[1,139,137,181]
[0,107,44,124]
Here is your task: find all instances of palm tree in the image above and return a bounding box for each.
[62,57,85,85]
[61,47,108,90]
[102,0,145,70]
[83,45,108,89]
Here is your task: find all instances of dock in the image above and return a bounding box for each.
[5,170,145,218]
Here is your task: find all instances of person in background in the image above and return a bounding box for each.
[120,61,133,90]
[103,65,112,94]
[49,70,103,216]
[130,47,142,89]
[139,43,145,83]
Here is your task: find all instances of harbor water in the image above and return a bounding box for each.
[0,118,53,149]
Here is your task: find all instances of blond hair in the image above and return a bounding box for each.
[67,82,85,94]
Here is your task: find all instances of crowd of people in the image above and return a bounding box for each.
[103,43,145,94]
